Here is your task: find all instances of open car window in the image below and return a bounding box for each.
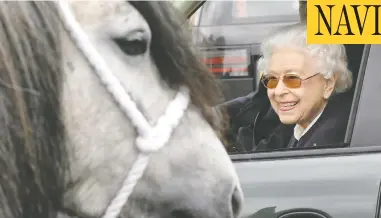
[188,1,368,154]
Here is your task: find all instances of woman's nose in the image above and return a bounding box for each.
[274,79,288,96]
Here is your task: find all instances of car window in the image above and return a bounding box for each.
[225,44,367,154]
[188,1,371,156]
[202,48,251,78]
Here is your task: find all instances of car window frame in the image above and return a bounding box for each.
[196,0,300,27]
[230,44,381,162]
[344,44,370,143]
[350,44,381,146]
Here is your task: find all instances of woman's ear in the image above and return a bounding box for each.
[323,74,337,99]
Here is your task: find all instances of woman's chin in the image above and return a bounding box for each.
[279,116,298,125]
[277,107,300,125]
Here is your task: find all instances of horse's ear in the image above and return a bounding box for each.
[299,0,307,22]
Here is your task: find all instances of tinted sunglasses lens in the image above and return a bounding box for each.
[283,75,301,88]
[262,77,278,88]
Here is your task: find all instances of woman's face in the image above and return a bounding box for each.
[266,47,336,128]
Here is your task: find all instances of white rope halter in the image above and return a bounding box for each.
[57,1,190,218]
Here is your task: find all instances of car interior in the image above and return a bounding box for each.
[223,1,366,153]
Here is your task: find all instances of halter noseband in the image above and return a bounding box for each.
[57,1,190,218]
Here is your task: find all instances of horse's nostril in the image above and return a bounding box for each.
[231,187,242,217]
[170,209,194,218]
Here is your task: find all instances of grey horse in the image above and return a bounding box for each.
[0,1,243,218]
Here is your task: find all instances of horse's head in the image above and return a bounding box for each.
[0,1,243,218]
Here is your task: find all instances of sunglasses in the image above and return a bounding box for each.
[261,72,320,89]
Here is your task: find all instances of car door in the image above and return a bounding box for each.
[230,44,381,218]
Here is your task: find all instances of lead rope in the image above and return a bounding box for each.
[56,1,190,218]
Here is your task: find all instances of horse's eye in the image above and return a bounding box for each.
[113,38,147,56]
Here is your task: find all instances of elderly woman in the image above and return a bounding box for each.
[221,23,354,152]
[255,22,354,150]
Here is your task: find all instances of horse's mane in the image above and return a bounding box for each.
[0,2,66,217]
[0,1,226,217]
[129,1,227,132]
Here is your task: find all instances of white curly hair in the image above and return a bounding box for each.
[257,22,353,94]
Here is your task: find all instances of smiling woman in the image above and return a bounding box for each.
[254,22,353,150]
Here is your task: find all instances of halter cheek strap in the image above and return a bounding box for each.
[57,1,190,218]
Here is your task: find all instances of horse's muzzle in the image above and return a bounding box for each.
[159,180,243,218]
